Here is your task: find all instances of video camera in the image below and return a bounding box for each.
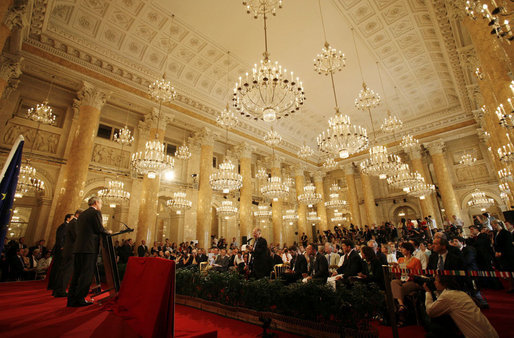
[413,275,436,292]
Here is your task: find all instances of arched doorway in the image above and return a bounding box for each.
[391,205,419,226]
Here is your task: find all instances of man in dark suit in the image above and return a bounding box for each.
[335,239,362,277]
[285,246,307,282]
[428,237,463,271]
[48,214,73,291]
[118,239,133,264]
[137,240,148,257]
[304,244,329,283]
[67,198,109,307]
[54,210,81,297]
[251,227,269,279]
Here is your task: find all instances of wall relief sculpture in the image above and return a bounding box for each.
[455,164,488,182]
[91,143,130,168]
[3,123,60,154]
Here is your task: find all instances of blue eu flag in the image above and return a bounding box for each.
[0,136,24,253]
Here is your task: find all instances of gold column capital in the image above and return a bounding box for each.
[0,53,22,82]
[193,127,215,146]
[234,141,254,158]
[408,144,423,160]
[425,139,446,155]
[77,81,110,110]
[312,171,325,182]
[4,3,28,31]
[293,165,306,177]
[148,106,174,130]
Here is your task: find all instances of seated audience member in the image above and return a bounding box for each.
[213,249,230,272]
[424,275,498,338]
[410,239,428,269]
[284,246,308,283]
[390,242,422,321]
[335,240,362,278]
[302,244,328,284]
[325,243,340,269]
[359,246,385,289]
[36,251,52,275]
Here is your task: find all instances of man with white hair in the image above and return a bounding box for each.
[324,242,339,267]
[251,227,269,279]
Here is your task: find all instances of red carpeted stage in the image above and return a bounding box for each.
[1,279,513,337]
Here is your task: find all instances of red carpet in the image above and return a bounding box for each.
[0,280,300,337]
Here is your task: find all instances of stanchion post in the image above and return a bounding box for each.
[382,265,399,338]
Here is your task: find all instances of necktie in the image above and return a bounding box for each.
[437,255,444,271]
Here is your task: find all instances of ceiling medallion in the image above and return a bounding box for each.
[298,183,322,207]
[217,200,238,216]
[234,1,305,122]
[167,191,192,215]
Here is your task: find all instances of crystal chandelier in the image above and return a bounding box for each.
[307,210,320,222]
[261,176,289,201]
[355,82,381,111]
[113,126,134,146]
[467,189,494,208]
[323,157,338,169]
[464,1,513,43]
[167,191,192,215]
[254,205,272,218]
[400,134,419,152]
[234,3,305,122]
[16,164,44,198]
[331,211,346,223]
[98,180,130,205]
[317,110,368,159]
[498,168,513,182]
[264,127,282,147]
[284,175,295,187]
[360,145,402,179]
[459,153,477,166]
[298,142,314,159]
[407,180,435,200]
[324,183,347,210]
[148,75,176,103]
[495,101,514,129]
[501,192,510,205]
[243,0,282,18]
[381,110,403,133]
[217,200,238,216]
[298,183,322,207]
[498,144,514,164]
[256,167,268,179]
[216,104,238,130]
[131,140,174,178]
[175,144,192,160]
[27,100,56,125]
[387,167,423,192]
[209,158,243,194]
[314,42,346,76]
[282,209,298,221]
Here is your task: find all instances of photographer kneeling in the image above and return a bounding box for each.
[424,275,498,338]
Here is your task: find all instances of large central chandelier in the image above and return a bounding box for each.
[131,140,174,179]
[360,146,402,179]
[261,176,289,201]
[16,164,44,198]
[467,189,494,208]
[325,183,348,210]
[298,183,322,207]
[234,1,305,122]
[98,180,130,205]
[210,158,243,194]
[167,191,192,215]
[217,200,238,216]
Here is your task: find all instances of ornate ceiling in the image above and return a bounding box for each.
[23,0,474,163]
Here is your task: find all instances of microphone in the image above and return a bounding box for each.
[114,219,134,232]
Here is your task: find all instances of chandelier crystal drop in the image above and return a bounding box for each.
[261,176,289,201]
[256,167,268,179]
[298,143,314,159]
[98,180,130,204]
[113,126,134,146]
[298,184,322,206]
[400,134,419,152]
[264,128,282,147]
[317,109,368,159]
[216,104,238,129]
[27,100,56,125]
[307,210,320,222]
[16,164,44,198]
[459,153,477,166]
[148,75,176,103]
[325,183,348,210]
[175,144,192,160]
[498,144,514,164]
[355,82,381,111]
[209,159,243,194]
[381,111,403,133]
[314,42,346,75]
[467,189,494,208]
[131,140,174,178]
[217,200,238,216]
[254,205,272,218]
[323,157,337,169]
[360,146,403,179]
[498,168,513,182]
[283,208,298,221]
[243,0,282,18]
[166,191,192,214]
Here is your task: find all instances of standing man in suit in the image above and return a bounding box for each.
[335,239,362,278]
[47,214,73,291]
[67,197,109,307]
[251,227,269,279]
[428,237,463,271]
[137,240,148,257]
[54,210,81,297]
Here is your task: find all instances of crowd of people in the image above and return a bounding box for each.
[1,238,52,281]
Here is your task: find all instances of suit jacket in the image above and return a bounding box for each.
[361,258,385,289]
[427,250,463,271]
[73,207,109,254]
[325,252,340,267]
[376,251,388,266]
[62,218,78,259]
[311,252,329,283]
[53,222,67,254]
[472,233,494,269]
[291,254,308,279]
[461,245,479,271]
[337,250,362,277]
[252,237,269,278]
[495,229,514,270]
[137,245,148,257]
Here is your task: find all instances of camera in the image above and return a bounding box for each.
[413,275,436,292]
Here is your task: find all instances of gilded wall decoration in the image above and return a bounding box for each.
[3,123,60,154]
[455,163,488,182]
[91,143,130,168]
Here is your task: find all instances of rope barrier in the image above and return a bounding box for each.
[388,266,514,278]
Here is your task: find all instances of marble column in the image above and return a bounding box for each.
[235,142,253,242]
[360,170,378,226]
[183,138,201,242]
[195,128,214,249]
[408,145,437,218]
[344,165,361,227]
[135,108,172,244]
[0,54,22,99]
[313,172,328,232]
[271,157,283,246]
[50,82,109,240]
[426,140,462,220]
[294,165,308,240]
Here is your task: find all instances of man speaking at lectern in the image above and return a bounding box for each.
[67,196,110,307]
